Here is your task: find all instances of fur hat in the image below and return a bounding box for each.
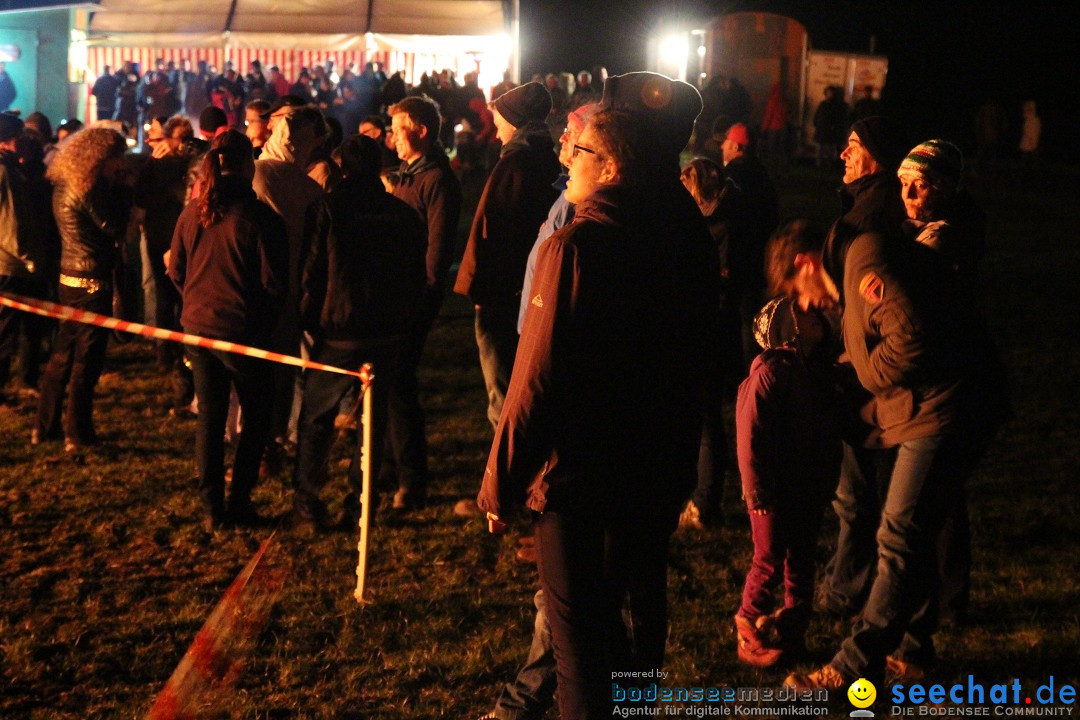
[493,82,552,128]
[850,116,910,173]
[599,72,702,158]
[897,139,963,190]
[753,297,799,350]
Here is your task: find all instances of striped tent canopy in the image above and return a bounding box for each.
[86,0,507,40]
[77,0,513,117]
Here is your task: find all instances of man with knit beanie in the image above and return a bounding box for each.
[455,81,561,429]
[811,115,909,631]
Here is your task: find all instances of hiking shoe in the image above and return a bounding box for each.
[453,498,483,517]
[735,615,782,667]
[392,487,426,513]
[289,501,336,533]
[678,500,705,531]
[226,502,266,528]
[784,664,848,691]
[885,656,927,683]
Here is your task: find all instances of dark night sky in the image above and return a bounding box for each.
[518,0,1078,159]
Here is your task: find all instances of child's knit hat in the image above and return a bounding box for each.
[753,297,799,350]
[897,139,964,190]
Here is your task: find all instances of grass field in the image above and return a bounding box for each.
[1,160,1078,719]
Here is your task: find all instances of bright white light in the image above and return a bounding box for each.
[697,44,706,57]
[659,34,689,68]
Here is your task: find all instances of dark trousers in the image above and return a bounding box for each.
[475,303,520,429]
[293,338,397,514]
[830,432,989,680]
[147,248,192,406]
[188,344,275,520]
[34,285,112,444]
[692,387,728,520]
[536,503,677,720]
[379,312,435,501]
[0,274,48,391]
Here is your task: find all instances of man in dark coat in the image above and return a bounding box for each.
[809,116,910,627]
[91,66,120,121]
[290,135,427,530]
[378,95,463,512]
[0,63,15,112]
[454,81,560,430]
[0,114,48,404]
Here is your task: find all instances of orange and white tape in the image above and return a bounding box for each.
[0,291,371,381]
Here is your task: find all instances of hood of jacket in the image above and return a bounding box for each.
[500,120,554,158]
[260,112,323,168]
[572,175,694,231]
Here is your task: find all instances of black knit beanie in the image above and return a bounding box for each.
[851,116,910,173]
[493,82,552,128]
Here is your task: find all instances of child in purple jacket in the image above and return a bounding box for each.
[734,283,842,667]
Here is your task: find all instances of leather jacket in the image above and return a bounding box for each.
[0,151,39,277]
[54,181,131,278]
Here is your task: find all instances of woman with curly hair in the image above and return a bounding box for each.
[33,127,131,454]
[168,130,288,530]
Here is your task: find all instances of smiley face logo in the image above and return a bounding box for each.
[848,677,877,708]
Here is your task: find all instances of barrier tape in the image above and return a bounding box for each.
[0,291,370,381]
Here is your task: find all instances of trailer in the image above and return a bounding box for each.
[650,11,888,156]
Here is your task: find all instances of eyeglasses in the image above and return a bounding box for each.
[572,143,598,159]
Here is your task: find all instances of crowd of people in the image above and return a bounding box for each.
[0,59,1012,719]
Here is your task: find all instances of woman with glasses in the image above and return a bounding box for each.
[477,76,721,718]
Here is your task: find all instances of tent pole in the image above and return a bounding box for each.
[224,0,239,33]
[510,0,520,82]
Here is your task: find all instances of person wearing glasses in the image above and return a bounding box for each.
[475,73,720,719]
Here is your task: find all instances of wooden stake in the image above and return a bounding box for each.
[354,363,374,604]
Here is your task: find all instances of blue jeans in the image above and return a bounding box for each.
[474,303,519,430]
[492,589,557,720]
[816,443,892,615]
[830,432,986,680]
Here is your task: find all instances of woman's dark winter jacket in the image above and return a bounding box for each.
[168,176,289,344]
